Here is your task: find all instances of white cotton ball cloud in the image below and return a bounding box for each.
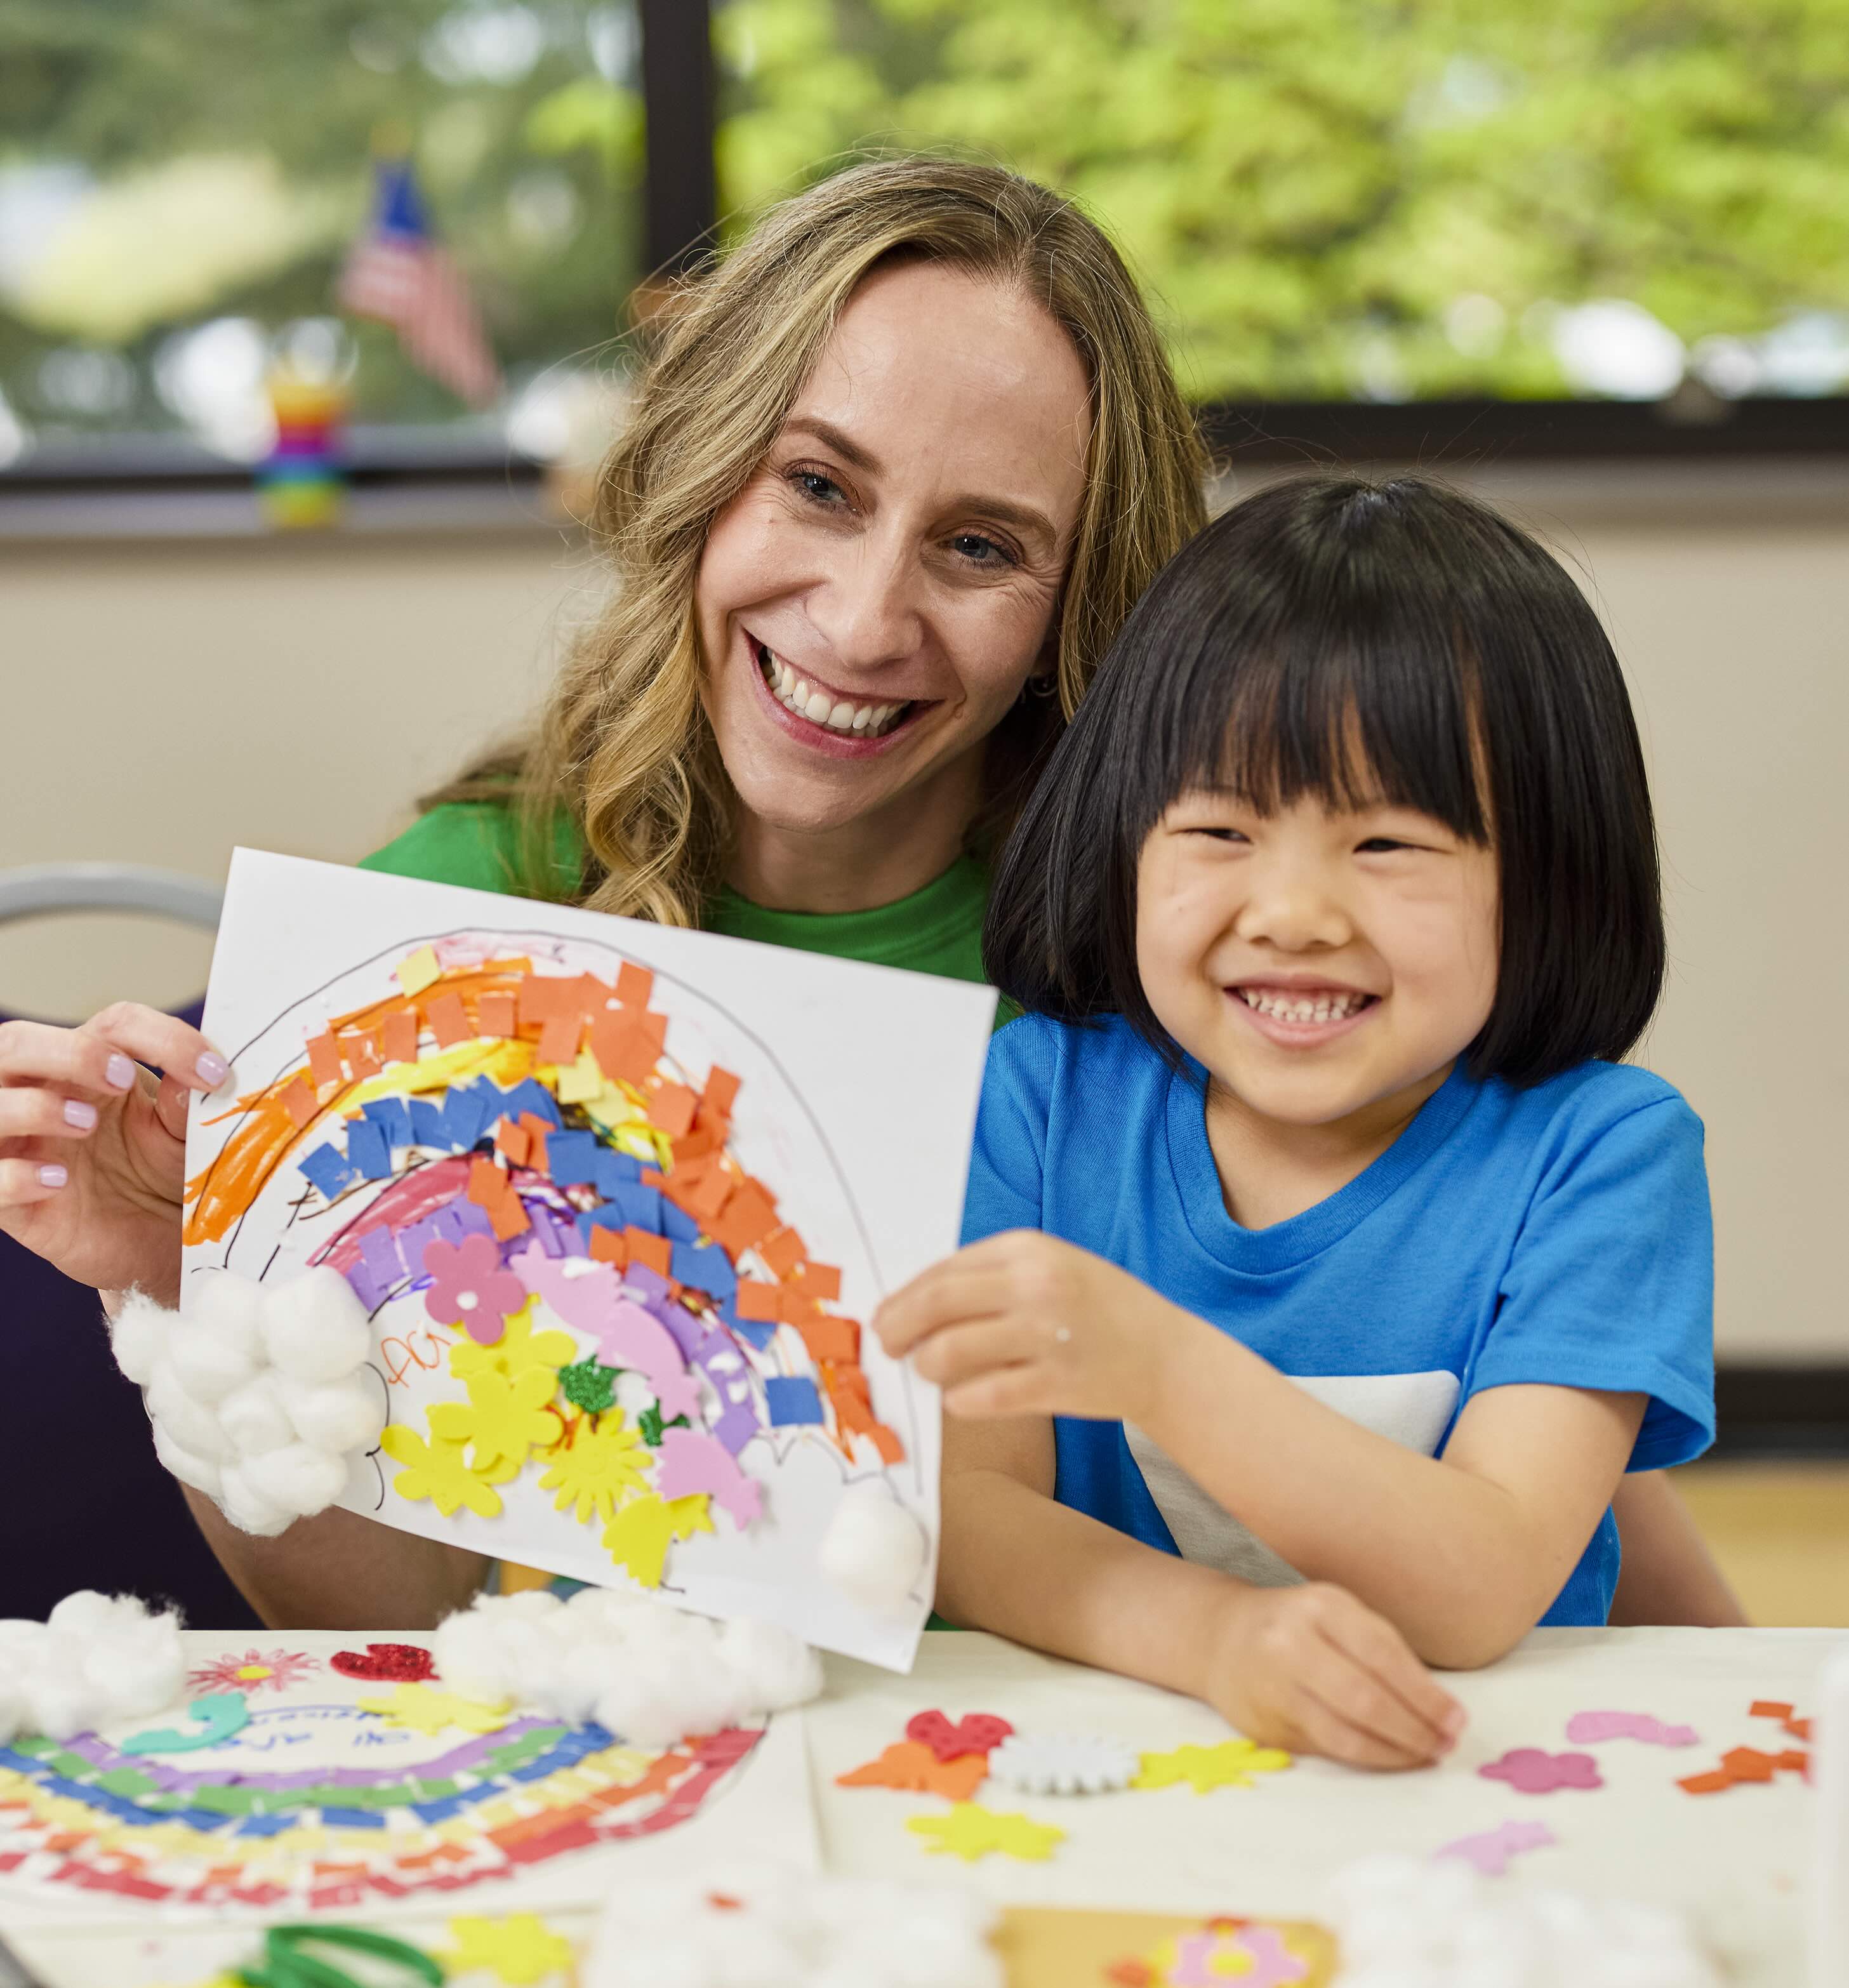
[1325,1855,1722,1988]
[583,1863,1003,1988]
[817,1483,928,1614]
[431,1589,824,1750]
[0,1593,187,1744]
[112,1269,385,1537]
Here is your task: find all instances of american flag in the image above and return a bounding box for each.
[338,159,502,409]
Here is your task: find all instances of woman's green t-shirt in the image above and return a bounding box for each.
[357,800,995,988]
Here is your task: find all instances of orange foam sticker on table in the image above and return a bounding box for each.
[625,1228,672,1276]
[759,1226,807,1278]
[794,1262,842,1302]
[836,1740,986,1801]
[475,990,517,1038]
[588,1226,628,1267]
[305,1032,344,1090]
[703,1066,741,1118]
[518,1114,550,1172]
[650,1082,698,1138]
[425,991,472,1049]
[1678,1770,1734,1794]
[495,1117,531,1168]
[279,1076,319,1129]
[1719,1747,1779,1783]
[735,1282,781,1323]
[1787,1716,1813,1741]
[340,1031,382,1080]
[1750,1700,1794,1721]
[538,1011,583,1067]
[798,1316,861,1365]
[616,961,654,1007]
[379,1008,418,1064]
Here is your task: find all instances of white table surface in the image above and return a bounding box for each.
[3,1625,1839,1986]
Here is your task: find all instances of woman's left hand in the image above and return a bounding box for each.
[872,1230,1193,1422]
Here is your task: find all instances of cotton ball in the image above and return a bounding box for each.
[0,1677,22,1746]
[286,1370,387,1454]
[215,1462,299,1539]
[152,1419,225,1500]
[260,1266,374,1382]
[22,1669,101,1742]
[171,1275,267,1400]
[241,1441,349,1519]
[47,1589,134,1640]
[818,1486,927,1613]
[714,1617,823,1713]
[81,1617,185,1718]
[145,1367,239,1463]
[562,1584,658,1633]
[218,1372,297,1457]
[109,1290,173,1385]
[432,1600,531,1706]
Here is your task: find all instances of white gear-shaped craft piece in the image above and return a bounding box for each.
[987,1732,1140,1796]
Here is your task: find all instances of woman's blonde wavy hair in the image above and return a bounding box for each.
[432,156,1207,924]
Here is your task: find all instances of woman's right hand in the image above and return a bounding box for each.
[0,1004,229,1306]
[1203,1580,1468,1772]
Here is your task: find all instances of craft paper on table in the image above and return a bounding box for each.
[182,851,996,1667]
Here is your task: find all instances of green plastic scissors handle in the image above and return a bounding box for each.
[235,1923,446,1988]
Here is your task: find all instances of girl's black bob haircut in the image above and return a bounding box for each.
[986,473,1665,1088]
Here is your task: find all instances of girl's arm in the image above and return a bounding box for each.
[183,1489,491,1631]
[881,1233,1643,1670]
[1608,1471,1747,1627]
[938,1407,1465,1768]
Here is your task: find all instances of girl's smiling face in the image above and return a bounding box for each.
[1135,788,1501,1134]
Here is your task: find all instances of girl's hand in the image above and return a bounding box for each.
[872,1230,1196,1424]
[0,1004,228,1306]
[1205,1580,1466,1772]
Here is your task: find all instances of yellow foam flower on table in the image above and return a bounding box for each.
[380,1423,509,1518]
[355,1683,511,1736]
[439,1912,576,1985]
[906,1803,1066,1863]
[538,1409,654,1523]
[429,1364,562,1474]
[449,1294,577,1382]
[1132,1739,1293,1794]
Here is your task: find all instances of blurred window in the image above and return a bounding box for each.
[713,0,1849,408]
[0,2,642,470]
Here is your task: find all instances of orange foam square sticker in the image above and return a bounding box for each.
[425,991,472,1049]
[778,1287,821,1327]
[476,990,517,1038]
[651,1082,698,1138]
[279,1076,319,1129]
[588,1226,628,1268]
[340,1031,382,1080]
[625,1228,672,1276]
[518,1115,552,1170]
[467,1155,508,1209]
[759,1226,807,1278]
[379,1008,418,1064]
[707,1182,778,1257]
[795,1262,842,1302]
[797,1316,860,1365]
[703,1066,741,1118]
[670,1123,719,1165]
[538,1011,583,1067]
[495,1117,531,1168]
[486,1192,530,1242]
[305,1032,343,1090]
[735,1281,781,1323]
[616,961,653,1007]
[1750,1700,1794,1720]
[590,1012,653,1087]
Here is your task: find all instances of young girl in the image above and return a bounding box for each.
[875,475,1716,1772]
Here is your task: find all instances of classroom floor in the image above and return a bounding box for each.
[1672,1459,1849,1627]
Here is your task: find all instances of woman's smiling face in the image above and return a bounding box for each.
[695,258,1093,862]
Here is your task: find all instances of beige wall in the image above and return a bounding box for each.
[3,468,1845,1363]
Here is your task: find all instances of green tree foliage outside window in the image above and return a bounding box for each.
[715,0,1849,402]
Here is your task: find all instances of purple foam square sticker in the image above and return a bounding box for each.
[713,1400,759,1456]
[357,1225,404,1287]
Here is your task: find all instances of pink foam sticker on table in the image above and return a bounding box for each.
[1168,1926,1308,1988]
[653,1426,762,1527]
[1565,1710,1699,1747]
[1477,1748,1603,1794]
[1433,1819,1557,1875]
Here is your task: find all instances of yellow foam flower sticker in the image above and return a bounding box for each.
[1132,1739,1292,1794]
[906,1803,1065,1863]
[601,1492,673,1587]
[429,1364,561,1474]
[538,1410,653,1524]
[439,1912,575,1985]
[380,1423,509,1518]
[449,1294,576,1383]
[667,1492,713,1541]
[355,1683,511,1736]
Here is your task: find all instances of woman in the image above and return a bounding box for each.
[0,159,1737,1649]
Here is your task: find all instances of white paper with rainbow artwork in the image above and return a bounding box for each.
[183,850,996,1669]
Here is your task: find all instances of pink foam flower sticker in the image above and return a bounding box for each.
[423,1233,526,1344]
[1478,1747,1603,1794]
[1565,1710,1698,1747]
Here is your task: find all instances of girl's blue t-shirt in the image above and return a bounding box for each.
[958,1012,1716,1626]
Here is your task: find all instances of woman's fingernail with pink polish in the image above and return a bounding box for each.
[37,1164,68,1189]
[194,1050,229,1089]
[63,1099,98,1130]
[105,1052,135,1090]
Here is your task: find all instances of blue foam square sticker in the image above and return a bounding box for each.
[442,1082,491,1151]
[346,1117,392,1180]
[408,1098,451,1150]
[611,1181,663,1235]
[547,1129,601,1186]
[671,1240,737,1302]
[593,1148,644,1195]
[361,1096,413,1150]
[298,1142,361,1200]
[661,1198,701,1245]
[500,1077,562,1129]
[764,1375,824,1426]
